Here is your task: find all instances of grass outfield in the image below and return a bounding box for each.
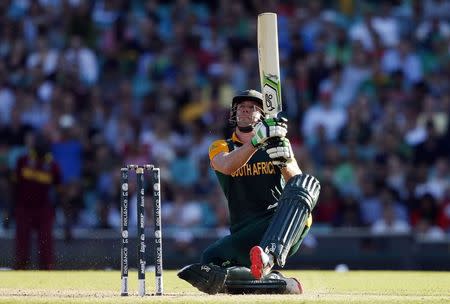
[0,270,449,303]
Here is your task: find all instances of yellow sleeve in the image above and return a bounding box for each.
[208,139,229,161]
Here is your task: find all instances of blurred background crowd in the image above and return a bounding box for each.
[1,0,450,243]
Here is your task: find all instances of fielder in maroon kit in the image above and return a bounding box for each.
[13,134,62,269]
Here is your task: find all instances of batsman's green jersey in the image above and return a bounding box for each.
[208,133,285,233]
[204,133,312,267]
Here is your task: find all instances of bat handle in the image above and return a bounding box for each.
[265,137,282,149]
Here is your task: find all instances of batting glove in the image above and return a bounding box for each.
[266,137,294,167]
[251,117,288,148]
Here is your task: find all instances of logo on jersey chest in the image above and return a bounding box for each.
[231,161,276,177]
[21,167,53,184]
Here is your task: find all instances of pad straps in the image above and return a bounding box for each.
[260,174,321,267]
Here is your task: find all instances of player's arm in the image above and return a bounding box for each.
[280,157,302,182]
[209,118,287,175]
[211,141,258,175]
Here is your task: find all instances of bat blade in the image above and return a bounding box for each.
[257,12,282,118]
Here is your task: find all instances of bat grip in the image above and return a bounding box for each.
[265,137,282,149]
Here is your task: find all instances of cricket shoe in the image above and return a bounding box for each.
[269,271,304,294]
[250,246,274,279]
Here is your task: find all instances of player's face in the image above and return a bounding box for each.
[236,100,262,127]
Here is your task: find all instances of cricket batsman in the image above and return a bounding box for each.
[178,90,321,294]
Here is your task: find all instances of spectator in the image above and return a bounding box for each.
[411,193,446,239]
[170,142,199,188]
[423,0,450,19]
[381,39,423,84]
[314,181,340,224]
[359,177,382,226]
[413,120,446,166]
[0,80,16,124]
[335,196,363,228]
[416,158,450,200]
[63,35,99,85]
[370,1,400,48]
[437,188,450,232]
[302,86,347,143]
[26,36,59,77]
[371,203,411,234]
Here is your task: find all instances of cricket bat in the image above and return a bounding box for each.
[257,12,282,118]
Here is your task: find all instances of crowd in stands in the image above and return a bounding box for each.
[0,0,450,241]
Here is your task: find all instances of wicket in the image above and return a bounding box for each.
[120,164,163,297]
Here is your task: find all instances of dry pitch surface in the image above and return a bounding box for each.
[0,270,449,303]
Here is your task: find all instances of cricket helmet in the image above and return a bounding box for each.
[229,89,264,127]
